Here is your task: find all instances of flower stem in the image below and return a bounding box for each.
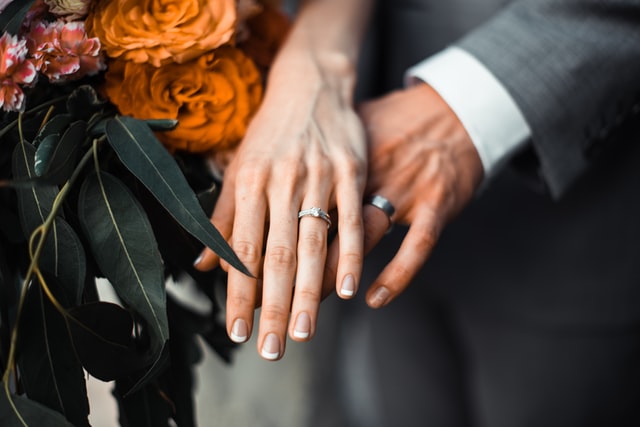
[0,95,69,140]
[1,139,101,387]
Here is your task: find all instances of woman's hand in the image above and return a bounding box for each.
[195,48,367,360]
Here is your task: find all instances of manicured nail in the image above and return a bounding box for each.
[340,274,355,297]
[369,286,390,308]
[230,319,248,343]
[293,312,310,339]
[261,333,280,360]
[193,253,203,266]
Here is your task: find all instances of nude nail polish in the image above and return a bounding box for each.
[293,312,310,339]
[340,274,356,297]
[230,319,248,343]
[261,333,280,360]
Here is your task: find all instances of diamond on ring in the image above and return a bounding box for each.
[298,207,331,229]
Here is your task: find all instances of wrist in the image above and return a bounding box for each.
[269,46,357,102]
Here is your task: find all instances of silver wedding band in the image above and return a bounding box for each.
[366,195,395,232]
[366,195,395,219]
[298,207,332,229]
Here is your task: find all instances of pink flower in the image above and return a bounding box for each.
[27,20,105,83]
[0,33,38,112]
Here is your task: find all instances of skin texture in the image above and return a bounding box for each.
[195,0,372,360]
[324,83,484,307]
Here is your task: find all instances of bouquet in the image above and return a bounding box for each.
[0,0,289,425]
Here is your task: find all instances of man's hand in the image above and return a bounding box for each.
[325,83,484,307]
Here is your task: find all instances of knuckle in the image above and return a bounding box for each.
[338,155,365,179]
[273,159,308,191]
[227,293,254,309]
[233,240,262,265]
[416,226,439,254]
[299,229,327,251]
[339,212,364,230]
[294,286,322,302]
[260,306,290,324]
[265,245,297,270]
[339,251,363,268]
[310,155,333,177]
[235,159,270,187]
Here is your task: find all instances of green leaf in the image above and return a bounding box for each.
[89,118,108,137]
[144,119,178,131]
[11,143,86,305]
[34,121,84,184]
[34,134,60,176]
[17,282,90,427]
[11,142,58,227]
[0,390,75,427]
[68,302,146,381]
[113,381,173,427]
[122,344,169,397]
[77,171,168,358]
[105,116,249,276]
[34,115,73,148]
[0,0,36,35]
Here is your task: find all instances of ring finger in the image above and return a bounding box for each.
[290,198,332,341]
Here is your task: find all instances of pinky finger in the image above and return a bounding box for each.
[365,208,441,308]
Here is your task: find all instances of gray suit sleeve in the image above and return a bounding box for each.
[457,0,640,197]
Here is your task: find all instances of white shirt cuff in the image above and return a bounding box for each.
[406,46,531,176]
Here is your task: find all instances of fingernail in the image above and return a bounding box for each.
[369,286,390,308]
[261,333,280,360]
[193,253,204,266]
[230,319,248,343]
[293,312,310,339]
[340,274,356,297]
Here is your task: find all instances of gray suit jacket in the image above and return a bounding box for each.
[360,0,640,326]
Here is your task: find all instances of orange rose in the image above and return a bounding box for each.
[86,0,236,67]
[103,46,263,153]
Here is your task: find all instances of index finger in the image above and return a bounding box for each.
[365,206,441,308]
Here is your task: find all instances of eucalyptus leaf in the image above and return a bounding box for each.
[12,143,86,305]
[12,142,59,226]
[34,134,60,176]
[77,171,168,358]
[34,114,73,148]
[0,391,75,427]
[68,302,146,381]
[114,381,173,427]
[144,119,178,131]
[122,343,170,397]
[18,283,90,427]
[89,118,108,137]
[0,0,36,35]
[105,116,249,276]
[34,121,85,184]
